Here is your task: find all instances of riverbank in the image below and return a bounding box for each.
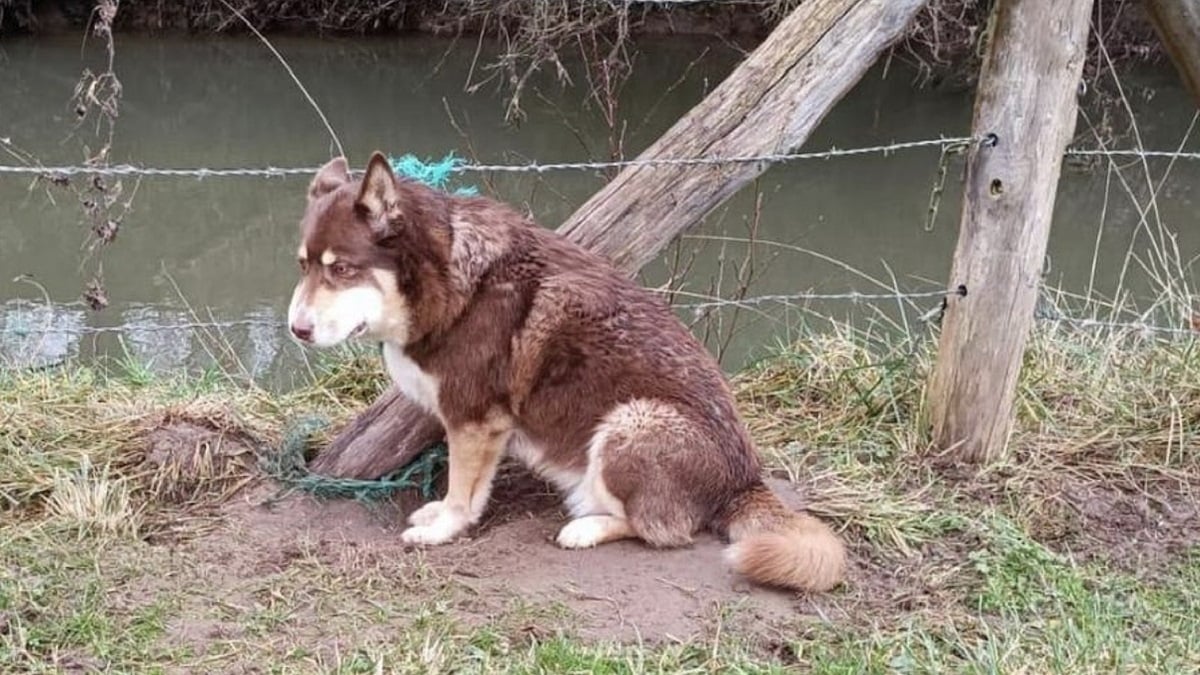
[2,320,1198,671]
[1,0,1168,79]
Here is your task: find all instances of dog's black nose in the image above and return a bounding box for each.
[290,321,314,343]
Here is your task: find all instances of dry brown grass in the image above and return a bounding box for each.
[0,345,390,541]
[734,315,1200,573]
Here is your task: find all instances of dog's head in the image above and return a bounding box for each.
[286,152,446,348]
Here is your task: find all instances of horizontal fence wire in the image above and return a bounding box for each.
[674,289,951,310]
[0,318,274,336]
[1033,310,1198,337]
[1,138,1197,180]
[0,137,975,179]
[0,291,948,338]
[2,135,1198,345]
[3,292,1197,339]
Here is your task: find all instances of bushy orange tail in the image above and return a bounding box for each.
[720,483,845,592]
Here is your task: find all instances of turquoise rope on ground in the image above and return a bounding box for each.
[262,415,447,503]
[262,152,478,502]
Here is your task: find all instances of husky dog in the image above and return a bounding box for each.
[287,152,845,592]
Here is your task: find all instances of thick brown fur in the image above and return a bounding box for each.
[287,152,846,593]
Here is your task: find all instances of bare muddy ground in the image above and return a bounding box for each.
[172,468,824,647]
[138,444,1200,667]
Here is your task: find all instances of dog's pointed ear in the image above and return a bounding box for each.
[356,152,402,232]
[308,157,350,202]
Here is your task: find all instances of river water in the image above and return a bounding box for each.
[1,34,1198,386]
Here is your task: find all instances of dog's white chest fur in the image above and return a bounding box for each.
[382,343,441,415]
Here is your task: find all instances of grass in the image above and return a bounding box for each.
[1,320,1199,672]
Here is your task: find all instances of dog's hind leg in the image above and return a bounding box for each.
[556,514,635,548]
[555,399,703,551]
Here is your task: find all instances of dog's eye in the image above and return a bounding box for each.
[298,258,309,273]
[330,262,355,278]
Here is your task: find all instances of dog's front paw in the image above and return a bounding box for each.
[401,507,468,546]
[408,500,447,527]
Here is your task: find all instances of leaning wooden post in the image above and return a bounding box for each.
[309,0,930,479]
[1144,0,1200,107]
[926,0,1094,464]
[558,0,928,271]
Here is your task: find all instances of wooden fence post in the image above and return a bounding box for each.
[926,0,1094,464]
[1145,0,1200,107]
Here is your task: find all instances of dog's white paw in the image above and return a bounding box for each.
[556,517,610,549]
[408,500,446,527]
[401,508,468,546]
[401,524,457,546]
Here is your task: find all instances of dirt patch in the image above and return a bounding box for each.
[132,434,1200,655]
[121,414,266,548]
[50,652,108,674]
[841,539,974,616]
[1043,479,1200,576]
[424,505,802,643]
[143,420,254,475]
[137,444,1200,658]
[952,459,1200,581]
[152,464,845,645]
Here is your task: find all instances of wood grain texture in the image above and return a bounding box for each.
[1145,0,1200,107]
[307,387,445,477]
[309,0,929,479]
[557,0,930,273]
[926,0,1095,464]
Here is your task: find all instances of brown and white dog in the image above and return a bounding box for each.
[286,152,846,592]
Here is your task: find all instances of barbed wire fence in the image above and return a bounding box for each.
[3,139,1198,180]
[3,133,1200,373]
[2,286,1196,341]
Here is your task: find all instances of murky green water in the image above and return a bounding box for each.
[1,34,1198,386]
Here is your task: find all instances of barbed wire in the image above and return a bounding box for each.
[1,291,945,337]
[1033,310,1197,337]
[1,140,1195,180]
[674,289,951,310]
[3,293,1197,339]
[0,137,974,179]
[675,292,1200,338]
[2,133,1197,343]
[0,165,315,179]
[0,318,276,336]
[1065,149,1200,161]
[466,137,979,172]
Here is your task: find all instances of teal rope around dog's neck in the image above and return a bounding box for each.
[388,152,478,196]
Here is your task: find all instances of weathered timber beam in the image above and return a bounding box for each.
[1144,0,1200,107]
[307,387,446,479]
[558,0,930,272]
[926,0,1095,465]
[309,0,930,479]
